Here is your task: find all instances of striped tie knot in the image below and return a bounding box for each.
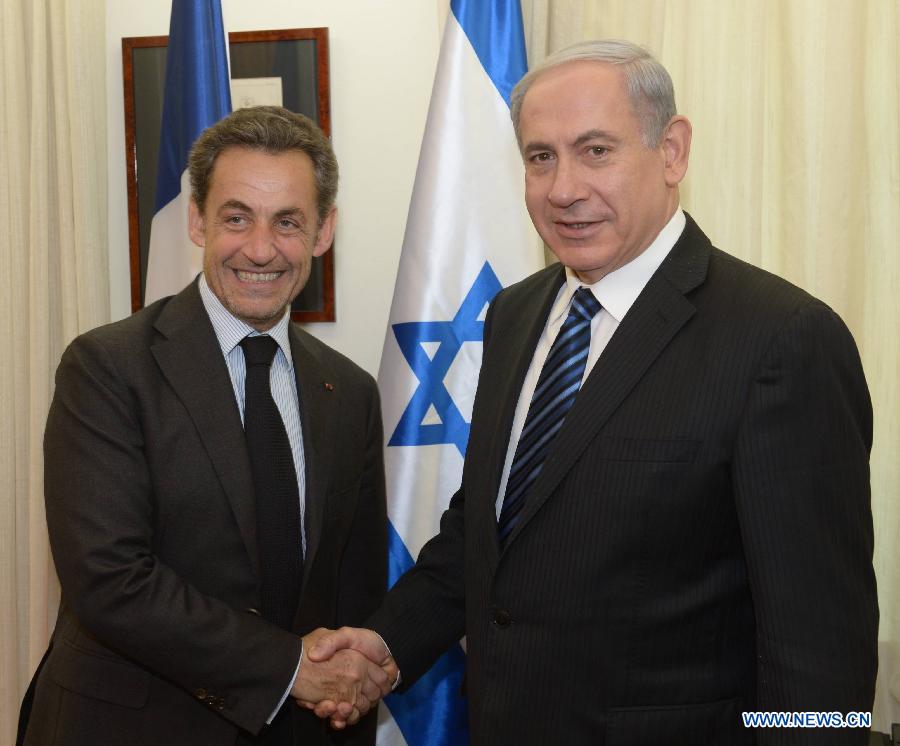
[570,287,602,322]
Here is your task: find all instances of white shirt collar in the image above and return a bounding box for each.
[198,273,293,366]
[552,208,686,324]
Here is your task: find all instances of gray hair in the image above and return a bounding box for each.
[510,39,676,149]
[188,105,338,223]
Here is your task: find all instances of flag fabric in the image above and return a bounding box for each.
[144,0,231,305]
[376,1,542,744]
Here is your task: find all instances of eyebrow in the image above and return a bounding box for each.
[218,199,253,214]
[572,129,621,147]
[273,207,308,228]
[524,129,622,155]
[217,201,309,227]
[523,140,554,156]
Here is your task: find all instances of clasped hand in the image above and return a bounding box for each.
[293,627,397,728]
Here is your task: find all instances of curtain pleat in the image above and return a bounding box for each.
[0,1,108,742]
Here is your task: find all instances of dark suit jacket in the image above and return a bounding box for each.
[368,214,878,745]
[22,281,387,746]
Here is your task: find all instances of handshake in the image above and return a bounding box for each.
[292,627,398,729]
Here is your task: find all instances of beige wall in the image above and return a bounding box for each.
[106,0,446,376]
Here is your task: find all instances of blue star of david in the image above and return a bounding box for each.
[389,262,502,456]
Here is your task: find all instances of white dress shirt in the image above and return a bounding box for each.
[496,209,686,516]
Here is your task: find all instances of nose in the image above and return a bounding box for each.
[547,156,588,208]
[243,223,278,265]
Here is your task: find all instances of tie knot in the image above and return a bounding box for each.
[240,335,279,367]
[570,287,602,322]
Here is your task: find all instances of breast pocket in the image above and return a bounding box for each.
[321,477,362,538]
[591,436,701,463]
[560,436,716,557]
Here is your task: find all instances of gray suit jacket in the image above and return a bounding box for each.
[369,214,878,745]
[23,281,387,745]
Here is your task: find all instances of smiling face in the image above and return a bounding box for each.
[189,146,336,331]
[519,61,690,283]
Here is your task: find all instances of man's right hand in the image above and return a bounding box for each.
[292,627,397,728]
[298,627,399,728]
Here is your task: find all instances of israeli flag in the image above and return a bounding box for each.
[144,0,231,305]
[376,1,542,744]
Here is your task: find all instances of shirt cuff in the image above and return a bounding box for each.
[267,647,302,723]
[373,631,401,690]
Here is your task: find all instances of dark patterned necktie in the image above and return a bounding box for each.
[498,287,603,543]
[240,335,301,629]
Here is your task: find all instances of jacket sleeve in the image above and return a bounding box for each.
[731,300,878,744]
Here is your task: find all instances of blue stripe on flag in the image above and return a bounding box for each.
[450,0,527,105]
[154,0,232,211]
[384,523,468,746]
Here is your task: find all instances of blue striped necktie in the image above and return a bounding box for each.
[498,287,602,543]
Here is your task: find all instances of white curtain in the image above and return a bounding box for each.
[0,0,108,742]
[521,0,900,731]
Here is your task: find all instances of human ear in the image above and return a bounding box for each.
[660,116,692,186]
[188,199,206,247]
[313,206,337,257]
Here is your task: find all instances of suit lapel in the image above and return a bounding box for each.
[502,215,711,548]
[482,265,566,500]
[150,283,260,577]
[287,326,338,588]
[471,265,566,563]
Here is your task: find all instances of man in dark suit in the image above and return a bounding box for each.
[308,40,878,744]
[20,106,394,746]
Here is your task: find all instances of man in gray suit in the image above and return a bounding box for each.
[308,40,878,745]
[20,106,394,746]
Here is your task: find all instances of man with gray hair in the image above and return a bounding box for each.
[19,106,394,746]
[310,41,877,744]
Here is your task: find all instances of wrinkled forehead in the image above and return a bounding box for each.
[524,61,631,113]
[519,62,638,142]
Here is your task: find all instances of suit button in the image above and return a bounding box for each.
[492,609,512,627]
[194,688,207,700]
[245,607,261,616]
[205,695,217,706]
[216,697,227,710]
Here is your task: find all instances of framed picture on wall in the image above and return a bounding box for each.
[122,27,334,322]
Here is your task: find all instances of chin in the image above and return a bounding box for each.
[553,250,613,270]
[226,299,283,328]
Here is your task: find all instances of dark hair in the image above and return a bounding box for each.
[188,105,338,222]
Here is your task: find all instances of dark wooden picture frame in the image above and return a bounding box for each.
[122,27,334,321]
